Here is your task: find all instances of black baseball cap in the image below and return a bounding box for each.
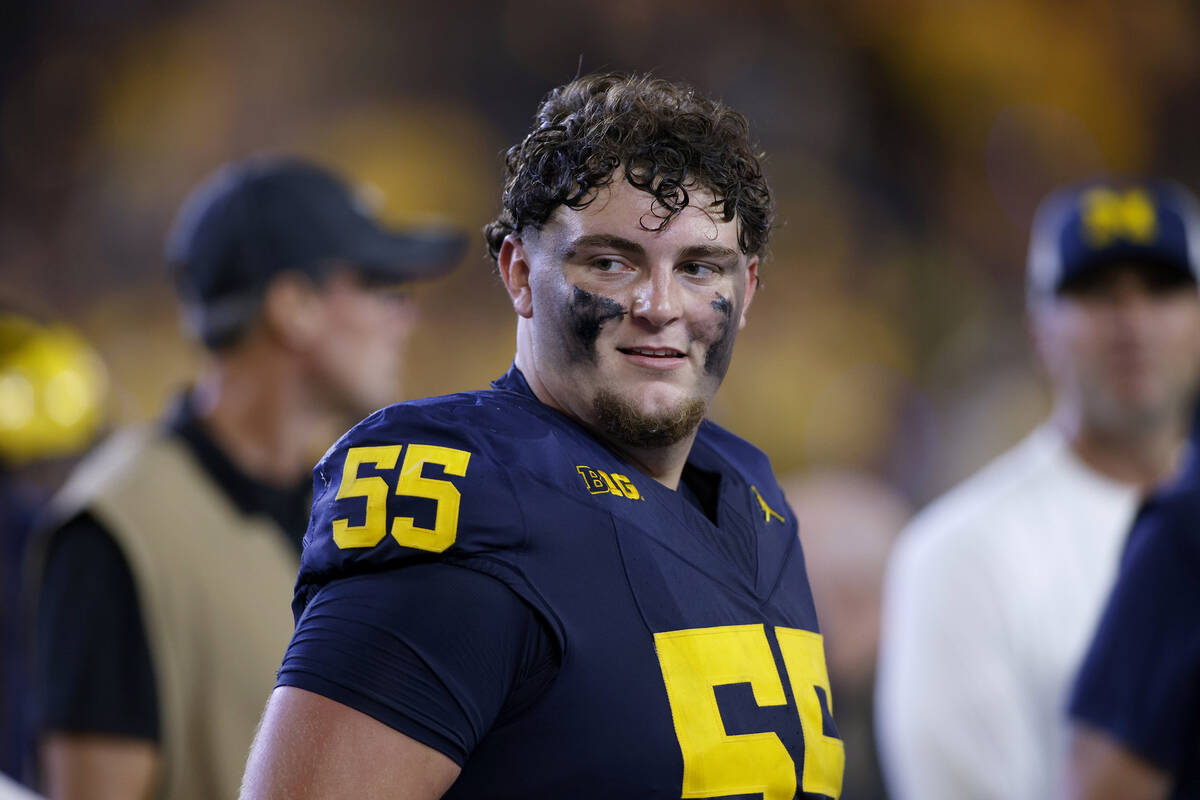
[166,156,467,347]
[1027,178,1200,303]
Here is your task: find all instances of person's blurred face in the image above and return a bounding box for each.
[1034,263,1200,438]
[308,270,417,419]
[501,177,758,449]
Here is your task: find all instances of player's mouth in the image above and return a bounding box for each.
[617,346,688,370]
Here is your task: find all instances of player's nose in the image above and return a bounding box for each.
[630,267,681,327]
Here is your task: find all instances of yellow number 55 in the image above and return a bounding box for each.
[331,443,471,553]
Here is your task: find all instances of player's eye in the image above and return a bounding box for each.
[679,262,719,278]
[592,257,625,272]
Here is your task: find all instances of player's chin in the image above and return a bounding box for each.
[593,388,707,449]
[628,383,701,416]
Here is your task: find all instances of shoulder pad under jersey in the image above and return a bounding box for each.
[295,389,550,618]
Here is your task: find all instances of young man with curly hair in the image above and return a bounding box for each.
[242,73,845,800]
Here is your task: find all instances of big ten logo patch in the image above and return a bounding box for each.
[576,465,642,501]
[1081,187,1158,248]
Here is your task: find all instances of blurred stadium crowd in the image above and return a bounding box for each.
[5,0,1199,493]
[4,1,1200,798]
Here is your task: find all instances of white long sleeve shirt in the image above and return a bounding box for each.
[876,425,1140,800]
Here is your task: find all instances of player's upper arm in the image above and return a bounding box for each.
[240,686,461,800]
[276,563,558,763]
[270,402,561,787]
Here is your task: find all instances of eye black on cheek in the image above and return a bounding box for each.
[564,286,626,363]
[704,293,736,377]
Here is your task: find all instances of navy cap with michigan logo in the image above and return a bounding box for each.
[1027,179,1200,303]
[166,155,468,348]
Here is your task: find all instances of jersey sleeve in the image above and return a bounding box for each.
[1068,490,1200,772]
[285,400,565,763]
[277,562,558,765]
[296,400,558,636]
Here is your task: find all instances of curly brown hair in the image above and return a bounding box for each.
[484,73,774,260]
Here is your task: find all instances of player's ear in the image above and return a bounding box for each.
[498,234,533,318]
[738,256,759,330]
[261,272,325,350]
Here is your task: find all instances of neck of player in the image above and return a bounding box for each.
[515,352,697,491]
[598,432,699,492]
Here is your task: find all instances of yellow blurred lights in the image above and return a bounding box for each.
[45,369,93,428]
[0,371,36,430]
[0,315,108,466]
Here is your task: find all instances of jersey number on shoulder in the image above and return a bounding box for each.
[655,624,844,800]
[331,444,471,553]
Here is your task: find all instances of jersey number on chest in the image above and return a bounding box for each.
[655,624,844,800]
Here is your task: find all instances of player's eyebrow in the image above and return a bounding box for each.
[678,244,740,262]
[562,234,646,260]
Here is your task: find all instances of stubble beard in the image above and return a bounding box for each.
[592,388,707,448]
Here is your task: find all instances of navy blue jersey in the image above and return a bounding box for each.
[1070,451,1200,798]
[281,366,843,799]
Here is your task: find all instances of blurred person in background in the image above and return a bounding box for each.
[1064,405,1200,800]
[25,156,465,800]
[0,311,107,793]
[784,470,911,800]
[876,179,1200,800]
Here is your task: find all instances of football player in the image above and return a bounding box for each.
[241,73,845,799]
